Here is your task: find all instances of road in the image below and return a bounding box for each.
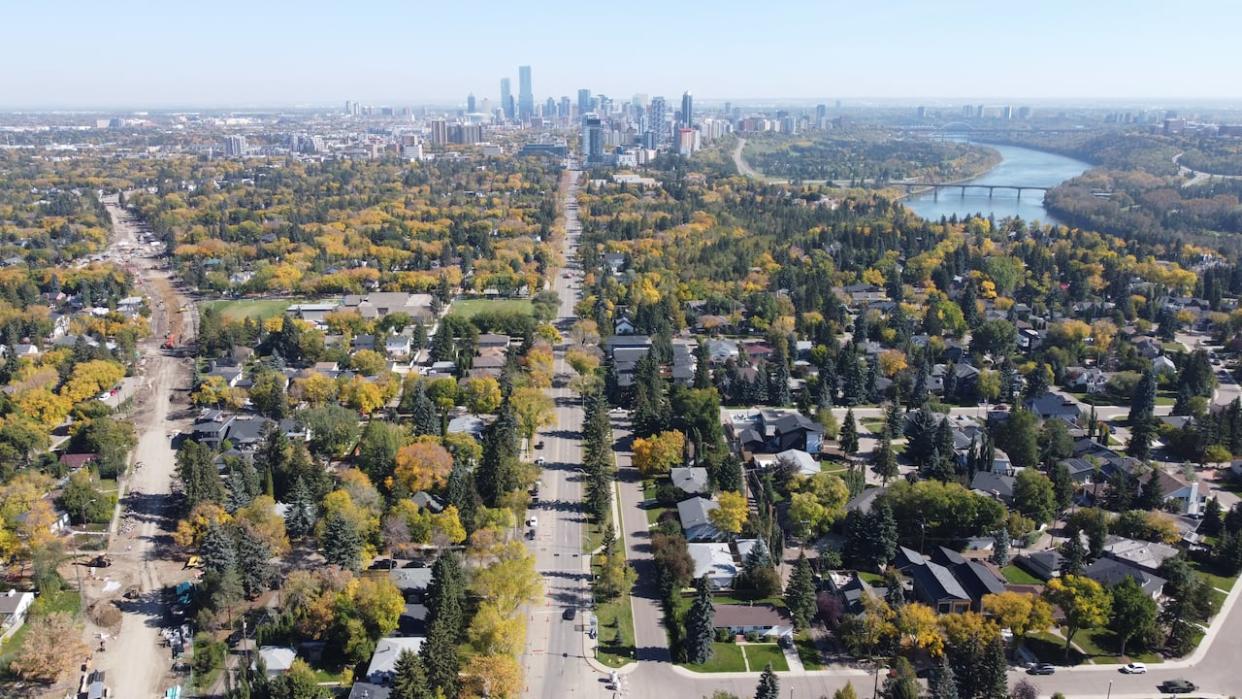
[522,166,599,699]
[81,196,195,699]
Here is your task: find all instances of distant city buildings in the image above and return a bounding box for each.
[500,78,514,120]
[681,91,694,128]
[518,65,533,120]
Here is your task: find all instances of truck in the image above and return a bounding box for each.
[162,334,177,350]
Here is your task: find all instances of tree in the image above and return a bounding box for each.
[991,526,1010,567]
[980,633,1009,699]
[709,491,748,534]
[983,591,1052,643]
[467,601,526,656]
[460,376,502,414]
[1108,576,1158,657]
[249,370,290,419]
[875,428,898,484]
[235,522,275,597]
[1043,575,1111,660]
[470,541,543,616]
[1012,469,1056,525]
[754,663,779,699]
[356,420,405,483]
[1049,461,1074,515]
[510,386,555,448]
[178,439,226,510]
[393,441,454,494]
[464,654,523,699]
[895,603,944,656]
[1058,533,1087,577]
[285,477,317,539]
[834,684,860,699]
[391,649,431,699]
[59,468,111,524]
[881,656,919,699]
[406,381,439,437]
[785,553,816,630]
[684,576,715,664]
[995,409,1039,470]
[840,408,859,456]
[928,654,959,699]
[1010,679,1038,699]
[321,512,363,571]
[632,430,686,476]
[11,612,89,682]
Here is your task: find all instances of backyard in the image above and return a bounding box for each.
[201,298,295,321]
[448,298,533,319]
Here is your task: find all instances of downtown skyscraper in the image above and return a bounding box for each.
[681,91,694,128]
[500,77,514,120]
[518,65,533,120]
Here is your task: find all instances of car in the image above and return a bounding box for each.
[1120,663,1146,674]
[1158,680,1197,694]
[98,391,111,401]
[526,516,538,528]
[562,607,577,621]
[1027,663,1056,675]
[534,457,546,466]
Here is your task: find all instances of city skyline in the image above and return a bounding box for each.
[4,0,1242,109]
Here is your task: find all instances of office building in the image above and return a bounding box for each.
[518,65,533,120]
[681,91,694,128]
[676,127,697,156]
[1002,105,1014,120]
[467,93,476,113]
[577,89,591,116]
[500,78,513,120]
[544,97,557,119]
[559,96,572,118]
[582,115,604,163]
[429,119,448,146]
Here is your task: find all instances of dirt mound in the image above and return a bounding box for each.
[87,600,123,629]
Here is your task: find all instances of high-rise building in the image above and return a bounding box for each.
[429,119,448,146]
[344,100,352,115]
[544,97,557,118]
[518,65,533,120]
[681,91,694,127]
[224,135,247,156]
[577,89,591,116]
[649,96,667,146]
[467,93,476,113]
[581,115,604,163]
[559,96,572,118]
[500,78,513,120]
[1002,105,1014,120]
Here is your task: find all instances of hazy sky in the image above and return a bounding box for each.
[5,0,1241,108]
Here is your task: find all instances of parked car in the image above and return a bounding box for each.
[526,516,538,528]
[562,607,577,621]
[1027,663,1056,675]
[1158,680,1197,693]
[534,457,546,466]
[1120,662,1147,674]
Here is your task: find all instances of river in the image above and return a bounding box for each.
[904,141,1091,225]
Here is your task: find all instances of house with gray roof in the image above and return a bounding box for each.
[1083,558,1166,599]
[670,467,710,495]
[677,496,724,542]
[687,543,738,590]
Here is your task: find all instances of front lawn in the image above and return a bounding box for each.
[858,571,885,585]
[1001,564,1043,585]
[861,418,888,434]
[795,631,823,670]
[1190,559,1238,592]
[1072,627,1163,664]
[711,594,785,608]
[744,643,789,672]
[448,298,533,319]
[1024,631,1086,666]
[682,642,747,672]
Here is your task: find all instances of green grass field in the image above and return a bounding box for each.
[795,631,823,670]
[744,644,789,672]
[594,593,636,668]
[1190,559,1239,592]
[1002,564,1043,585]
[682,642,747,672]
[448,298,533,319]
[1072,627,1163,664]
[201,298,294,321]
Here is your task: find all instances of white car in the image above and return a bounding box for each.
[526,516,538,528]
[98,391,112,401]
[534,457,546,466]
[1120,662,1147,674]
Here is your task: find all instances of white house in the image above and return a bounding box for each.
[256,646,297,678]
[686,543,738,590]
[366,637,426,684]
[713,604,793,639]
[0,590,34,641]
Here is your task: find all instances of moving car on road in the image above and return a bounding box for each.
[1120,662,1146,674]
[1027,663,1056,675]
[562,607,577,621]
[1158,679,1197,693]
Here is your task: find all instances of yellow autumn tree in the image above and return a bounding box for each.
[709,491,748,534]
[631,430,685,476]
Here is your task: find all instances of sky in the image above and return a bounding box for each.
[4,0,1241,109]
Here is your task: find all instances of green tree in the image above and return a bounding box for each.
[927,654,958,699]
[754,663,779,699]
[785,552,817,630]
[684,576,715,664]
[1108,576,1158,657]
[357,420,405,483]
[1013,469,1056,525]
[995,408,1039,470]
[391,648,431,699]
[285,477,317,539]
[178,440,226,510]
[980,633,1009,699]
[875,428,898,484]
[200,521,237,576]
[321,512,362,571]
[840,408,859,456]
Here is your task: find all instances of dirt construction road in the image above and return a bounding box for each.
[76,196,196,699]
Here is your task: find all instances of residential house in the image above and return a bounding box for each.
[729,409,824,455]
[712,605,793,639]
[1025,392,1082,424]
[677,496,724,542]
[1152,355,1178,377]
[930,547,1005,611]
[341,292,435,322]
[970,471,1016,505]
[256,646,297,678]
[1141,469,1204,515]
[687,543,738,590]
[388,567,433,602]
[825,570,879,615]
[0,590,34,641]
[1015,550,1063,581]
[476,334,510,351]
[670,467,710,496]
[1102,536,1179,574]
[59,453,98,471]
[894,547,971,614]
[1064,366,1110,394]
[384,335,412,358]
[760,448,820,477]
[1083,558,1166,599]
[365,637,426,684]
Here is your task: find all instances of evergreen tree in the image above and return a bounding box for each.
[177,440,226,510]
[1050,461,1074,515]
[422,554,464,696]
[1059,533,1086,576]
[840,409,859,456]
[928,654,959,699]
[1201,497,1223,536]
[1130,369,1157,423]
[875,429,898,484]
[322,512,362,571]
[200,521,237,576]
[285,477,317,539]
[785,553,817,630]
[1127,418,1154,461]
[991,526,1010,567]
[754,663,779,699]
[980,633,1009,699]
[684,576,715,664]
[910,355,929,408]
[430,322,455,362]
[391,649,431,699]
[1138,470,1165,510]
[409,382,439,437]
[235,524,274,597]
